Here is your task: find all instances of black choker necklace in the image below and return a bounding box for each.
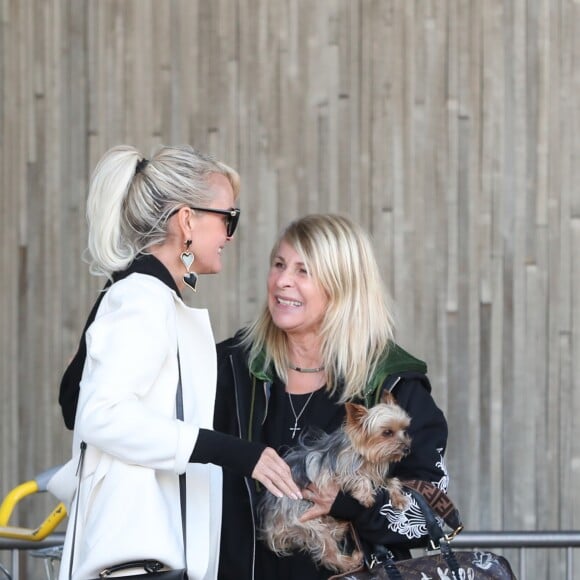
[288,363,325,373]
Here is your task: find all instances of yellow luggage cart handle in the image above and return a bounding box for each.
[0,469,68,541]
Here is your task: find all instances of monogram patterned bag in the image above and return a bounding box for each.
[330,485,516,580]
[331,545,516,580]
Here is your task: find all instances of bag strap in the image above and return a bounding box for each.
[405,487,447,547]
[176,350,187,569]
[405,488,462,573]
[68,441,86,580]
[402,480,463,534]
[68,350,187,578]
[364,542,404,580]
[366,488,461,580]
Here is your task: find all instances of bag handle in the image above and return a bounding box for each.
[366,487,462,580]
[97,560,165,577]
[404,487,450,548]
[403,489,462,576]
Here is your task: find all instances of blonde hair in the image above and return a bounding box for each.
[244,214,395,401]
[86,144,240,277]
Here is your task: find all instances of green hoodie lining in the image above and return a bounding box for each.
[248,342,427,405]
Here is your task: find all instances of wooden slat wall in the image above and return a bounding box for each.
[1,0,579,575]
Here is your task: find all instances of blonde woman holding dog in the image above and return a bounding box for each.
[214,214,449,580]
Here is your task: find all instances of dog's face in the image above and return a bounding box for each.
[344,396,411,465]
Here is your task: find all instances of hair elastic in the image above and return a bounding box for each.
[135,158,149,174]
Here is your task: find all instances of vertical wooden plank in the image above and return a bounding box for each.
[21,0,47,487]
[478,0,497,526]
[123,0,149,148]
[445,0,459,319]
[236,0,276,330]
[324,42,340,213]
[389,0,409,335]
[335,0,355,220]
[483,0,507,528]
[42,0,66,469]
[468,0,483,526]
[397,0,416,344]
[0,0,22,500]
[420,0,446,366]
[0,0,8,501]
[303,2,323,214]
[443,1,459,466]
[567,219,580,529]
[447,0,474,518]
[180,0,198,149]
[277,0,301,225]
[223,0,240,174]
[215,0,243,338]
[358,0,372,241]
[370,0,394,292]
[153,0,171,143]
[62,0,90,386]
[428,0,450,415]
[440,0,462,511]
[53,0,88,469]
[555,0,577,545]
[501,0,532,530]
[192,0,223,332]
[535,0,560,556]
[86,0,106,302]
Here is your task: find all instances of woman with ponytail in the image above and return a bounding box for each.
[52,145,301,580]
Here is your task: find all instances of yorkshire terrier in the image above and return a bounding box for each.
[258,391,412,573]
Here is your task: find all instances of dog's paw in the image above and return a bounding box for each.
[348,481,376,507]
[387,478,410,510]
[324,550,364,573]
[351,492,375,508]
[390,490,410,511]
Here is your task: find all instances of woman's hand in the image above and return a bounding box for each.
[299,481,339,522]
[251,447,302,500]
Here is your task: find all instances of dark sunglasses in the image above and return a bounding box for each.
[169,206,241,237]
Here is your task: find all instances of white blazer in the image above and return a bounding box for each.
[50,274,222,580]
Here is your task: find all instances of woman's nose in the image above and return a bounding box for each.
[276,270,293,288]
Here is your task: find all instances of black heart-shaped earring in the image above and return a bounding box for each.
[181,240,198,292]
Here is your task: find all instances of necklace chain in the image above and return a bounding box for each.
[288,363,325,373]
[288,391,316,439]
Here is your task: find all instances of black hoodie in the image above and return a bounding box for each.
[214,333,449,580]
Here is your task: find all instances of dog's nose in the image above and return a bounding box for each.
[401,435,412,455]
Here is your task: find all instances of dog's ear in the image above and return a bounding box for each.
[380,390,397,406]
[344,402,368,426]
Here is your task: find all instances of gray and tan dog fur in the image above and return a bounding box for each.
[258,391,412,573]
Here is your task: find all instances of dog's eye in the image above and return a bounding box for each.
[382,430,393,437]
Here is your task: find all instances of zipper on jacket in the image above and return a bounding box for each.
[229,354,258,580]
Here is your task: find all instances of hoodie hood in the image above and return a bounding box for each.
[247,341,427,402]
